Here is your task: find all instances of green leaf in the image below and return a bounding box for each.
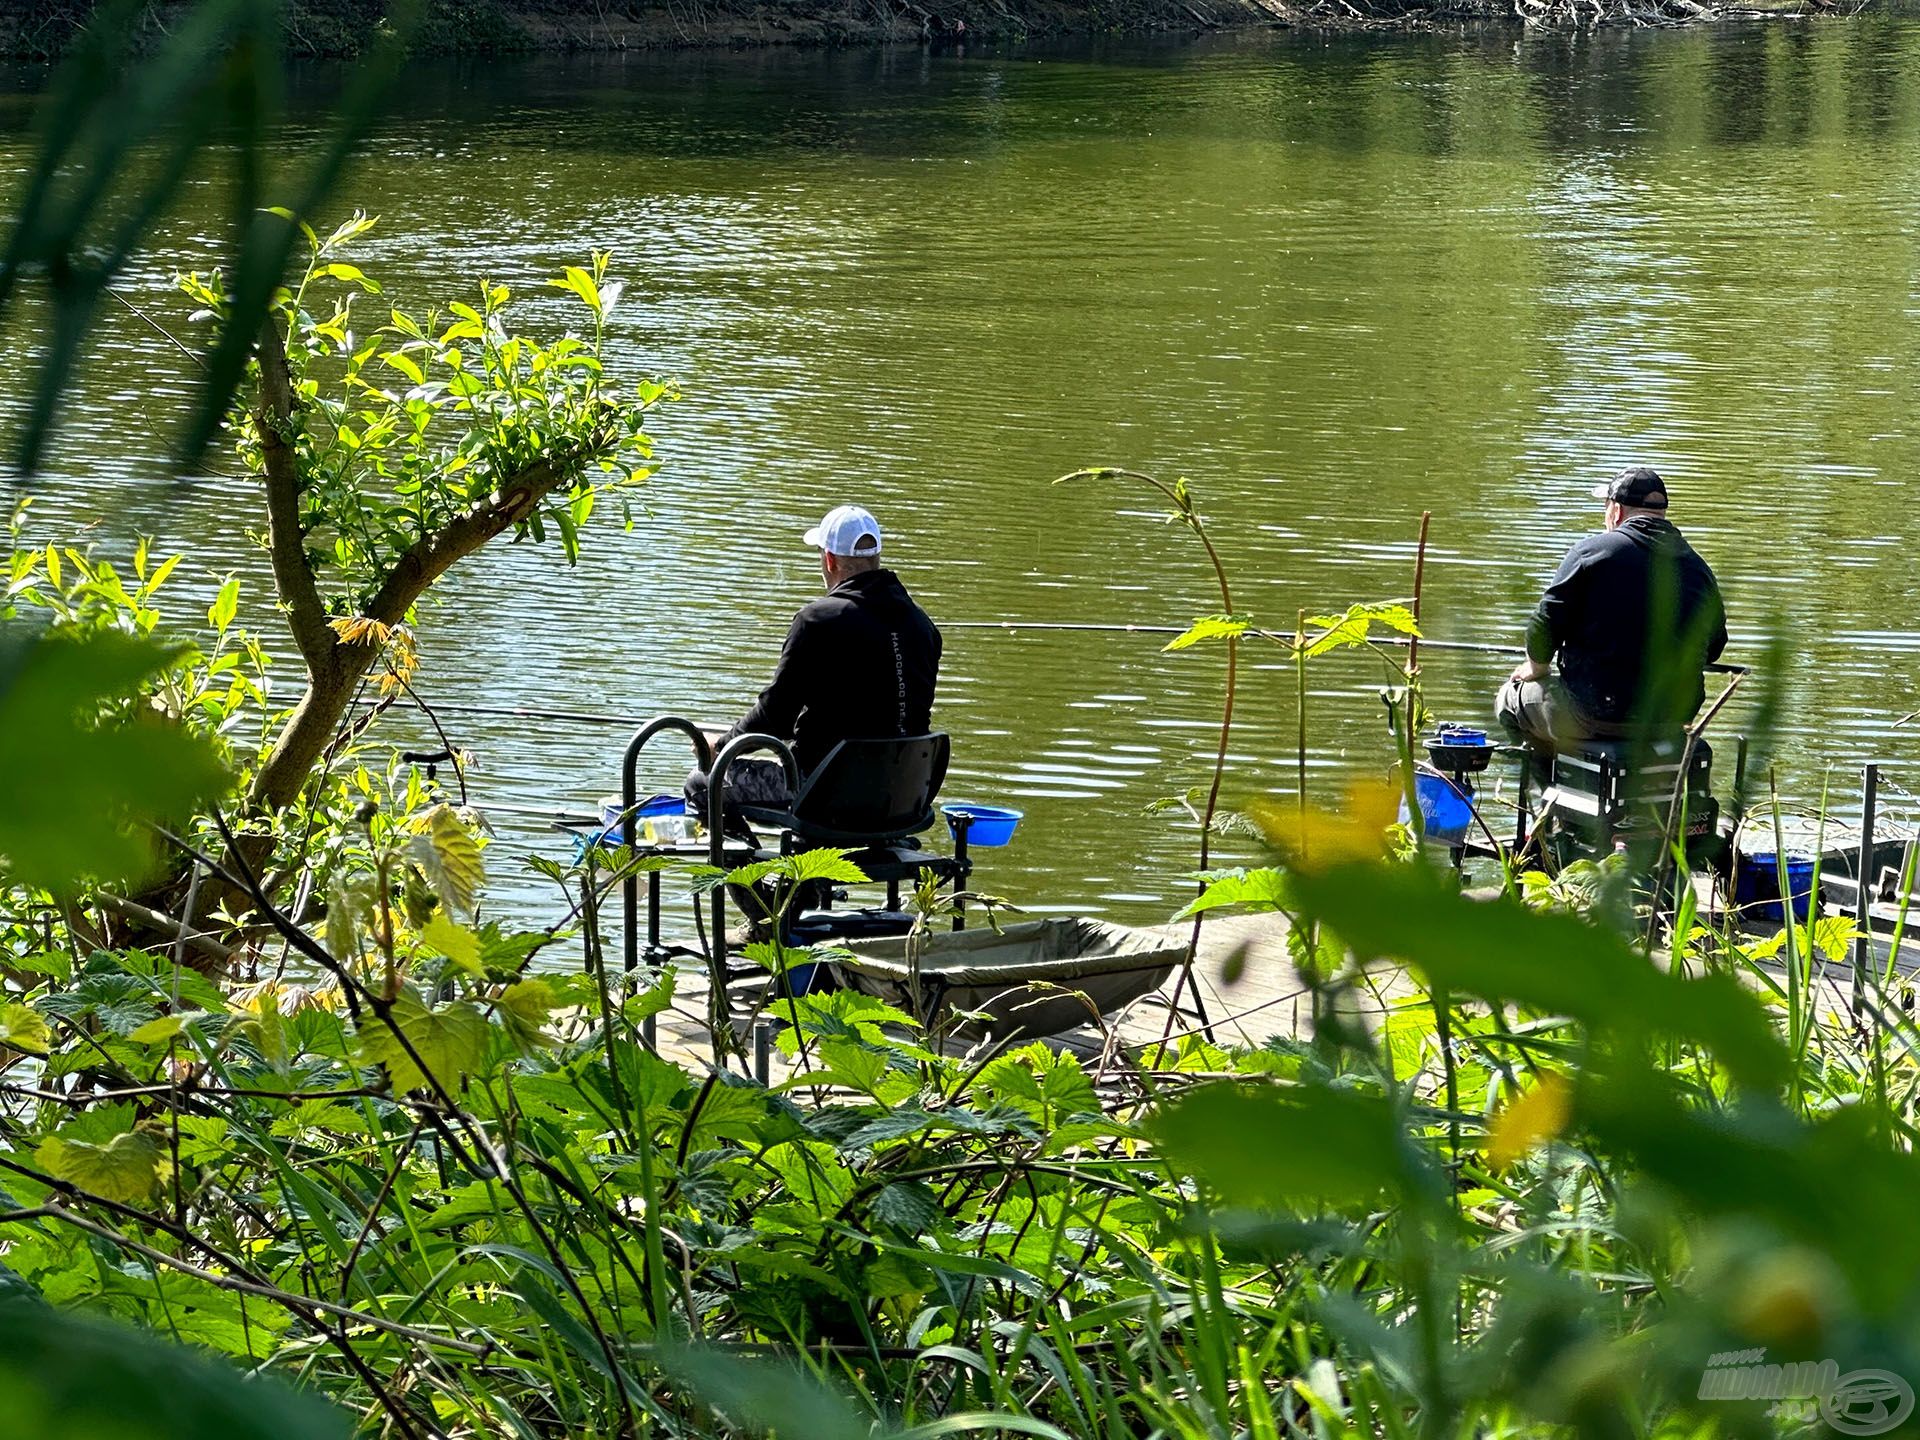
[1164,614,1251,652]
[624,966,677,1023]
[409,804,485,918]
[380,350,424,386]
[977,1045,1097,1120]
[658,1345,868,1440]
[420,912,482,975]
[125,1013,190,1046]
[786,848,870,885]
[495,979,556,1051]
[1302,603,1421,659]
[317,261,381,293]
[0,1003,50,1055]
[1287,861,1790,1090]
[872,1179,942,1232]
[357,989,489,1094]
[0,633,230,889]
[545,265,602,314]
[36,1130,167,1206]
[0,1298,348,1439]
[324,878,373,963]
[1152,1081,1435,1210]
[1174,866,1292,919]
[207,576,239,632]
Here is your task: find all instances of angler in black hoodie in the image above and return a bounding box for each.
[687,504,942,814]
[1497,466,1727,751]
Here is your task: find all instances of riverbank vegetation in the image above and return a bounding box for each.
[4,9,1920,1439]
[0,0,1843,63]
[6,431,1920,1437]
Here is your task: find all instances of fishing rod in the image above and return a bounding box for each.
[348,622,1749,735]
[943,620,1752,676]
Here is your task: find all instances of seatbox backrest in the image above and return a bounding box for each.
[791,734,950,836]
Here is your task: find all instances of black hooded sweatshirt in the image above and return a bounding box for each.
[728,568,942,777]
[1525,514,1728,727]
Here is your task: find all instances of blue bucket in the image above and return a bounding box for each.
[1738,852,1816,922]
[781,961,832,997]
[1409,772,1474,845]
[944,804,1022,847]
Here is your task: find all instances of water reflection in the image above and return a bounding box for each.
[5,18,1920,919]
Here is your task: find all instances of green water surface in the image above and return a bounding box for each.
[6,19,1920,918]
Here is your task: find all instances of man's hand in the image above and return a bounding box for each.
[1510,658,1549,686]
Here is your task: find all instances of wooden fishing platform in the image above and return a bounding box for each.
[637,897,1914,1086]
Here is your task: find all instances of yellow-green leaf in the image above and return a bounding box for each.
[496,978,556,1051]
[421,912,483,976]
[357,989,489,1094]
[126,1014,189,1046]
[208,576,240,632]
[1164,614,1251,652]
[786,848,870,885]
[381,350,425,386]
[410,805,485,918]
[37,1130,168,1205]
[0,1003,50,1055]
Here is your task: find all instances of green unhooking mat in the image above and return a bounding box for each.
[832,916,1187,1041]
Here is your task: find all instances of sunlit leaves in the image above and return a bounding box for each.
[356,988,488,1094]
[1301,602,1421,659]
[206,577,239,633]
[624,966,677,1024]
[421,912,482,975]
[494,979,557,1052]
[410,804,485,919]
[37,1129,169,1206]
[975,1045,1097,1123]
[1164,614,1251,652]
[0,1004,49,1056]
[1175,865,1292,920]
[0,632,231,889]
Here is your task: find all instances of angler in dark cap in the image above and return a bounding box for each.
[1496,465,1727,751]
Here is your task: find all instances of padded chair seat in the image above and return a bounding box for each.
[737,804,935,848]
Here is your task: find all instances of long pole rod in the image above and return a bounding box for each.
[348,628,1752,732]
[1856,762,1879,1028]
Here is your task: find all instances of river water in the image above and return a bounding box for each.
[6,19,1920,921]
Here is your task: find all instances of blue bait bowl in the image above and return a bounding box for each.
[944,804,1023,847]
[600,793,688,829]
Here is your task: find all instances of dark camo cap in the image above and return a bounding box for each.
[1591,465,1669,510]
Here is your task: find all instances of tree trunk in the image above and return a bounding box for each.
[248,648,381,813]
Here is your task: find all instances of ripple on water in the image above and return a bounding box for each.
[9,25,1920,921]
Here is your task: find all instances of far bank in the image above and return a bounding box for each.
[3,0,1830,60]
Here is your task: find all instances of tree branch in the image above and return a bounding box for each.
[363,427,612,628]
[252,315,336,674]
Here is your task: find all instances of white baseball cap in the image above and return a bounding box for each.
[803,504,883,558]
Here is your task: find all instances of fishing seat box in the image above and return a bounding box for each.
[1540,735,1719,856]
